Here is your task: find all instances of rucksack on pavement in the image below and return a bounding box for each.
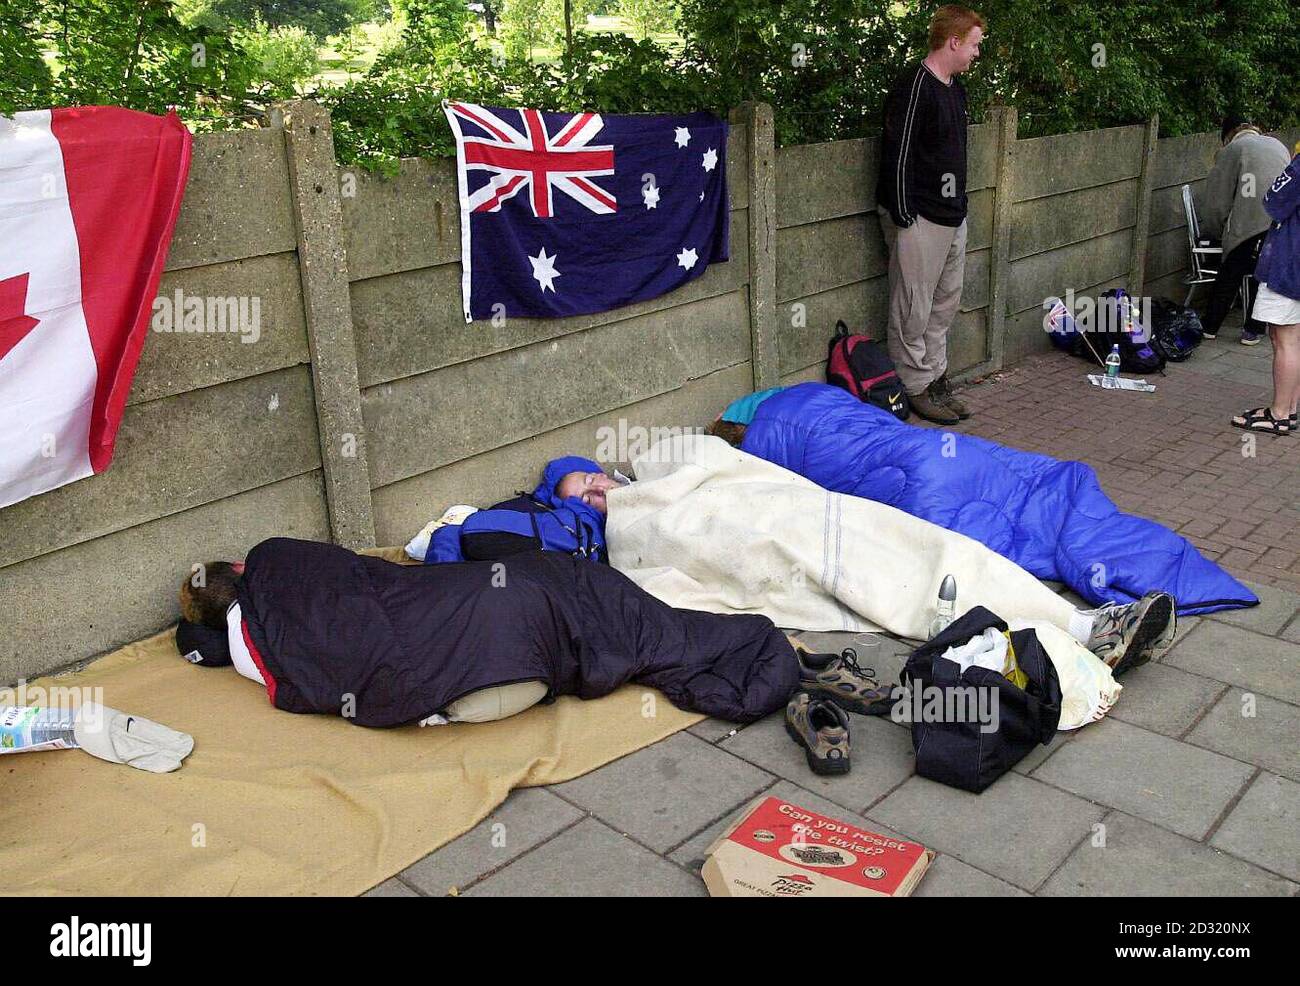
[826,320,910,420]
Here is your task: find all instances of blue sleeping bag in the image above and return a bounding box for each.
[740,383,1257,615]
[428,455,608,564]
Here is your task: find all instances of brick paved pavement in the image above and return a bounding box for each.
[367,321,1299,898]
[959,330,1299,594]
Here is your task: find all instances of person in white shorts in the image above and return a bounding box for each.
[1232,148,1300,436]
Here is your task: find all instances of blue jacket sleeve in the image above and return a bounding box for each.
[427,523,465,563]
[1264,156,1300,224]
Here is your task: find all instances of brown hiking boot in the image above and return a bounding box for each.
[796,646,894,716]
[931,374,972,419]
[910,387,960,424]
[785,692,851,775]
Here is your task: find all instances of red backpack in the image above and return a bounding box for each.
[826,321,910,420]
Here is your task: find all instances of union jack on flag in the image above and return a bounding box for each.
[444,102,729,322]
[449,103,616,218]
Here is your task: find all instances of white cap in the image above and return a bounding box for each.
[73,703,194,773]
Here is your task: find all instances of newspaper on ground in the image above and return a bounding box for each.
[1087,374,1157,392]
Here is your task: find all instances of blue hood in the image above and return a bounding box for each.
[537,455,606,509]
[534,455,609,551]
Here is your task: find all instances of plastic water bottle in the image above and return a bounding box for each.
[928,575,957,639]
[1103,345,1122,389]
[0,706,79,753]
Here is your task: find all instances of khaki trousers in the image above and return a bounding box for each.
[878,208,967,394]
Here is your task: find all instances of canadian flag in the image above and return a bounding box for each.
[0,107,191,509]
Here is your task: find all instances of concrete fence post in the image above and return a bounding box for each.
[1130,114,1161,301]
[730,101,780,390]
[984,104,1019,375]
[279,99,377,549]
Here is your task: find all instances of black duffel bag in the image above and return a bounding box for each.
[899,607,1063,793]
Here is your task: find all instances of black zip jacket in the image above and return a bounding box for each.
[876,62,969,228]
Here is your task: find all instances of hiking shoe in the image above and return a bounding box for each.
[785,692,851,776]
[931,374,972,419]
[1084,592,1177,675]
[1241,331,1263,346]
[910,388,960,425]
[797,646,894,715]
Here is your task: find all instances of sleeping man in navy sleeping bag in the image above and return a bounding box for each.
[173,538,801,728]
[708,382,1258,617]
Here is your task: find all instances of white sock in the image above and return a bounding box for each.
[1068,608,1096,644]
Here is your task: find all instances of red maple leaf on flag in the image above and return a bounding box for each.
[0,273,40,362]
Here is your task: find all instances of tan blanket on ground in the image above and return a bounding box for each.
[0,547,701,897]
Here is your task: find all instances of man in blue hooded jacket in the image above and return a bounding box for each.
[425,455,614,564]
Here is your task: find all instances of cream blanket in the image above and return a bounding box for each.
[606,436,1119,728]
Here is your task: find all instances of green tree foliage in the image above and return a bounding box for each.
[193,0,376,39]
[676,0,905,146]
[617,0,677,40]
[946,0,1300,139]
[1,0,263,120]
[0,0,55,112]
[323,43,520,167]
[501,0,557,61]
[321,32,709,169]
[235,19,321,99]
[379,0,472,66]
[675,0,1300,144]
[5,0,1296,169]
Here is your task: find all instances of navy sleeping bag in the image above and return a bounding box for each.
[740,383,1257,615]
[239,538,798,725]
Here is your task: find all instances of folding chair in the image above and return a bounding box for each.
[1182,184,1222,305]
[1181,184,1254,318]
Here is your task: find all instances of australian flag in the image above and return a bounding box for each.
[443,102,729,322]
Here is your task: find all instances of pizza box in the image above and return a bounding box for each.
[701,795,935,897]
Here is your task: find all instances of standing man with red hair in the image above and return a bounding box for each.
[876,5,985,424]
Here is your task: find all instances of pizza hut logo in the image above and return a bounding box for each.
[779,843,856,868]
[771,873,815,895]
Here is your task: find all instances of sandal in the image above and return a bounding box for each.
[1231,407,1291,434]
